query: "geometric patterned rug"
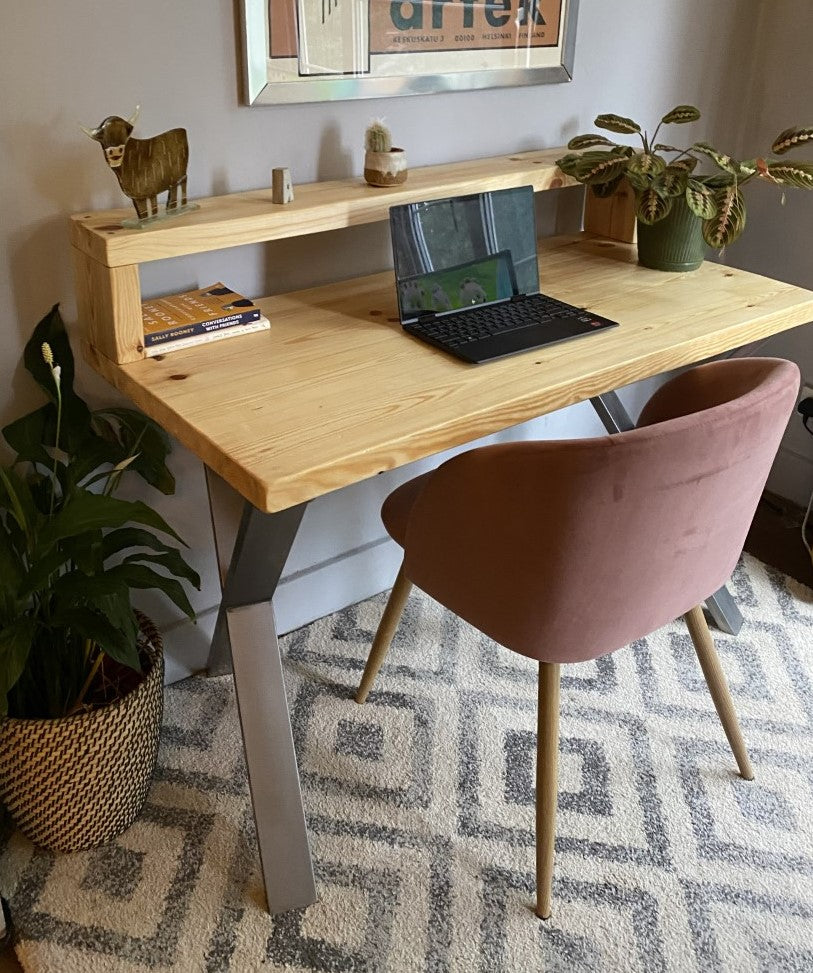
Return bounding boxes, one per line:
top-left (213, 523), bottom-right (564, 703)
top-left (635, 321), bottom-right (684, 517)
top-left (1, 554), bottom-right (812, 972)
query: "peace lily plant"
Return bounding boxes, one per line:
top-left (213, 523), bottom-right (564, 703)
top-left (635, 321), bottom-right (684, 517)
top-left (0, 306), bottom-right (200, 719)
top-left (557, 105), bottom-right (813, 248)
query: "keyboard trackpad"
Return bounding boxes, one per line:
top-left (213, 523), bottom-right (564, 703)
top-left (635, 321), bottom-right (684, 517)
top-left (459, 318), bottom-right (600, 364)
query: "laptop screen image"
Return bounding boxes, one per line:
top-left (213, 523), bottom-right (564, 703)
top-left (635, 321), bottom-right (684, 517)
top-left (390, 186), bottom-right (539, 325)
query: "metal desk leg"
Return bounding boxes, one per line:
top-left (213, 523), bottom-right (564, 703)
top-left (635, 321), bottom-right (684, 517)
top-left (590, 391), bottom-right (744, 636)
top-left (702, 585), bottom-right (744, 636)
top-left (227, 601), bottom-right (317, 913)
top-left (205, 473), bottom-right (306, 676)
top-left (203, 470), bottom-right (315, 913)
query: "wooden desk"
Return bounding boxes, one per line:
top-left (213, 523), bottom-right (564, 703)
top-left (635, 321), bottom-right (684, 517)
top-left (86, 234), bottom-right (813, 513)
top-left (82, 232), bottom-right (813, 913)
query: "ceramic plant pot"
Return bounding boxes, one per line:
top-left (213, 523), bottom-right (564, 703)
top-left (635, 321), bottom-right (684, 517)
top-left (636, 196), bottom-right (707, 272)
top-left (364, 148), bottom-right (408, 187)
top-left (0, 614), bottom-right (164, 852)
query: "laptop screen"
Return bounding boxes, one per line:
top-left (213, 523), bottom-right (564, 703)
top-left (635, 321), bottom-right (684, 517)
top-left (389, 186), bottom-right (539, 325)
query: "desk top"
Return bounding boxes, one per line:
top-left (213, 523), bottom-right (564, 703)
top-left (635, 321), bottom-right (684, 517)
top-left (85, 234), bottom-right (813, 513)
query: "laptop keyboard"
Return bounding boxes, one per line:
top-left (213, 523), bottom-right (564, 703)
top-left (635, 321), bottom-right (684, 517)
top-left (407, 293), bottom-right (596, 349)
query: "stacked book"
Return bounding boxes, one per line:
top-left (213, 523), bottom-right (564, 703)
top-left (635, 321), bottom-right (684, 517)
top-left (142, 283), bottom-right (270, 357)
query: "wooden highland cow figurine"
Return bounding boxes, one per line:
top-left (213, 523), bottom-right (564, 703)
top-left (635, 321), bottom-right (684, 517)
top-left (81, 106), bottom-right (196, 227)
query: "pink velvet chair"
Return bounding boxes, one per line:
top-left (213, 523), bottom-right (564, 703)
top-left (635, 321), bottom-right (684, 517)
top-left (355, 358), bottom-right (800, 919)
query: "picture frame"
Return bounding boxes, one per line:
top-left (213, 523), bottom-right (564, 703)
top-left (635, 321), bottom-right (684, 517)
top-left (241, 0), bottom-right (579, 106)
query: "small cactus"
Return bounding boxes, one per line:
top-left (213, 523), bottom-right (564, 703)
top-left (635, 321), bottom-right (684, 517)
top-left (365, 120), bottom-right (392, 154)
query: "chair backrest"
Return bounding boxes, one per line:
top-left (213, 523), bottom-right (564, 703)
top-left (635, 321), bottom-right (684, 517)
top-left (399, 358), bottom-right (800, 663)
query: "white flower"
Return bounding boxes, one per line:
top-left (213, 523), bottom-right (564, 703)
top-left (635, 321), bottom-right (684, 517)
top-left (52, 365), bottom-right (61, 389)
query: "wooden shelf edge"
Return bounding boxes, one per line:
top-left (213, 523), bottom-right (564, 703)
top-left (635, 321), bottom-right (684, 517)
top-left (70, 147), bottom-right (578, 268)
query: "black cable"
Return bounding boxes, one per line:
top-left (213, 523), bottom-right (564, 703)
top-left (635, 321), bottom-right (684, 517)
top-left (798, 396), bottom-right (813, 436)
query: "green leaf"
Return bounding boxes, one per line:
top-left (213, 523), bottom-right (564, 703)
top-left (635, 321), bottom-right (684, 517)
top-left (764, 160), bottom-right (813, 189)
top-left (656, 167), bottom-right (689, 198)
top-left (67, 436), bottom-right (124, 489)
top-left (122, 550), bottom-right (201, 589)
top-left (0, 527), bottom-right (24, 619)
top-left (18, 545), bottom-right (70, 598)
top-left (702, 186), bottom-right (746, 248)
top-left (590, 174), bottom-right (625, 198)
top-left (2, 404), bottom-right (57, 468)
top-left (691, 142), bottom-right (738, 173)
top-left (595, 113), bottom-right (641, 135)
top-left (736, 159), bottom-right (758, 177)
top-left (668, 156), bottom-right (699, 174)
top-left (39, 492), bottom-right (185, 550)
top-left (636, 189), bottom-right (673, 225)
top-left (101, 527), bottom-right (179, 561)
top-left (23, 305), bottom-right (92, 436)
top-left (0, 616), bottom-right (37, 715)
top-left (628, 153), bottom-right (666, 178)
top-left (574, 150), bottom-right (630, 185)
top-left (625, 153), bottom-right (666, 193)
top-left (685, 180), bottom-right (718, 219)
top-left (95, 409), bottom-right (175, 495)
top-left (702, 171), bottom-right (737, 189)
top-left (94, 593), bottom-right (139, 666)
top-left (661, 105), bottom-right (701, 125)
top-left (555, 153), bottom-right (581, 176)
top-left (63, 529), bottom-right (105, 575)
top-left (106, 563), bottom-right (196, 620)
top-left (625, 168), bottom-right (652, 192)
top-left (567, 133), bottom-right (618, 150)
top-left (50, 604), bottom-right (139, 670)
top-left (52, 569), bottom-right (129, 602)
top-left (771, 127), bottom-right (813, 155)
top-left (0, 466), bottom-right (39, 540)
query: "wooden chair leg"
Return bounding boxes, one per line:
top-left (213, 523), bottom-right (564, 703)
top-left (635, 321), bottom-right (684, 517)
top-left (536, 661), bottom-right (561, 920)
top-left (684, 605), bottom-right (754, 780)
top-left (356, 563), bottom-right (412, 704)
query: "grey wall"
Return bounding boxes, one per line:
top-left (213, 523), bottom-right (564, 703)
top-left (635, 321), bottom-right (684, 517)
top-left (3, 1), bottom-right (797, 681)
top-left (716, 0), bottom-right (813, 508)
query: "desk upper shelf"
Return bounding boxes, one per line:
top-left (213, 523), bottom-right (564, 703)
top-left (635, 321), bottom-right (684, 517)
top-left (70, 148), bottom-right (576, 269)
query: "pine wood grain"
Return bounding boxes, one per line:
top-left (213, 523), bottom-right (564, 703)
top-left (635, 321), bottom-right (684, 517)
top-left (70, 149), bottom-right (576, 268)
top-left (84, 234), bottom-right (813, 513)
top-left (583, 180), bottom-right (637, 243)
top-left (71, 247), bottom-right (143, 364)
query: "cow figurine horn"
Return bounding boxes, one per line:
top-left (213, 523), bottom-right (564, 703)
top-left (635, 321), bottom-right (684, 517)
top-left (79, 123), bottom-right (101, 140)
top-left (127, 105), bottom-right (141, 126)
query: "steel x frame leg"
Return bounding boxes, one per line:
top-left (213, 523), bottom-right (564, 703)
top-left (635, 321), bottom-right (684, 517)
top-left (204, 469), bottom-right (316, 914)
top-left (590, 391), bottom-right (744, 636)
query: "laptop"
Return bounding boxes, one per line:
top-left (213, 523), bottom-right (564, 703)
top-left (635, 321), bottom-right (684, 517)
top-left (389, 185), bottom-right (618, 364)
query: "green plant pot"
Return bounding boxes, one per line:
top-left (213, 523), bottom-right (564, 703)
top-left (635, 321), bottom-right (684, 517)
top-left (636, 198), bottom-right (706, 272)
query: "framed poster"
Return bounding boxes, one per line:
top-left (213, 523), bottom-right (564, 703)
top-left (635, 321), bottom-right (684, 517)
top-left (241, 0), bottom-right (579, 105)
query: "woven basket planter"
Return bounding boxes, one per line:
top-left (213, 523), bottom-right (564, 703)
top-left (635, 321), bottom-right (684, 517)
top-left (0, 613), bottom-right (163, 853)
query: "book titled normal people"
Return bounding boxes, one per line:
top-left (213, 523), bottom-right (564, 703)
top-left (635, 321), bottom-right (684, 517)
top-left (142, 283), bottom-right (270, 355)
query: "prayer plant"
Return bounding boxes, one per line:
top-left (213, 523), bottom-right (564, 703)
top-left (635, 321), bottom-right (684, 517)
top-left (557, 105), bottom-right (813, 248)
top-left (0, 305), bottom-right (200, 719)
